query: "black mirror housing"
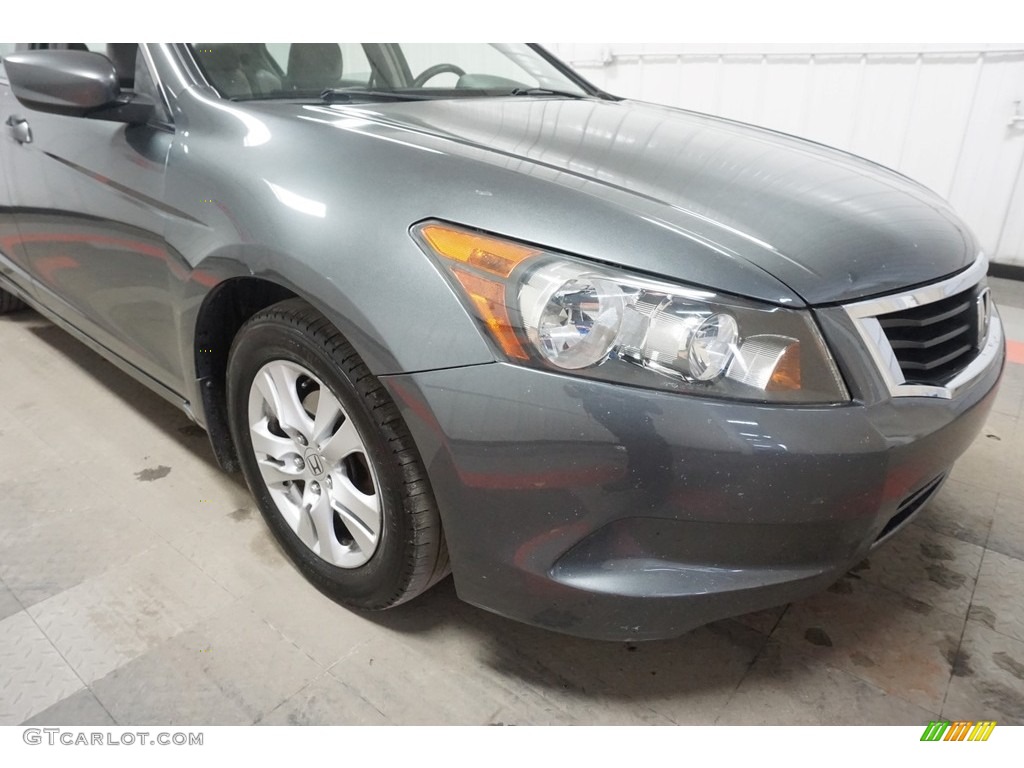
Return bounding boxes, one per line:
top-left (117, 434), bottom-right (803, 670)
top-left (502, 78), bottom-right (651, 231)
top-left (92, 92), bottom-right (157, 125)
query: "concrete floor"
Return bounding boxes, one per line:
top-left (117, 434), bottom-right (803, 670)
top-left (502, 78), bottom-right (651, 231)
top-left (1, 278), bottom-right (1023, 726)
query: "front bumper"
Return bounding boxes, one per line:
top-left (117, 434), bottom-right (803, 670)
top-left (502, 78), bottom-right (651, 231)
top-left (382, 316), bottom-right (1004, 641)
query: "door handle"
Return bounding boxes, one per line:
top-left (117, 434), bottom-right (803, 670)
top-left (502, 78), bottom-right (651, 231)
top-left (5, 115), bottom-right (32, 144)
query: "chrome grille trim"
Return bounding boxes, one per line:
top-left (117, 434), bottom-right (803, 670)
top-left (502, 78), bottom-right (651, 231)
top-left (843, 254), bottom-right (1003, 399)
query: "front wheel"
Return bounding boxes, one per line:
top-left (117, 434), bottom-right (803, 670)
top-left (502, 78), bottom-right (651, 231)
top-left (226, 298), bottom-right (448, 609)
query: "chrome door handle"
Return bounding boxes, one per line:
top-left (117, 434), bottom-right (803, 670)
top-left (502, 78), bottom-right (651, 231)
top-left (5, 115), bottom-right (32, 144)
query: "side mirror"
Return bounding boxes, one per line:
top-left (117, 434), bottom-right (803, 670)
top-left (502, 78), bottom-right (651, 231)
top-left (4, 49), bottom-right (154, 124)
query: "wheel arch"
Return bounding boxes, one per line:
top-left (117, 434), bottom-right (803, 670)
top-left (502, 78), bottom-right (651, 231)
top-left (183, 232), bottom-right (493, 471)
top-left (192, 275), bottom-right (299, 471)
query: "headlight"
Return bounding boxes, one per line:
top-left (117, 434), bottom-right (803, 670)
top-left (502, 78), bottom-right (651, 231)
top-left (414, 222), bottom-right (849, 404)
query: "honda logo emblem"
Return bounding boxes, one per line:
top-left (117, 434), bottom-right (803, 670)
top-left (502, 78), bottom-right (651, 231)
top-left (307, 453), bottom-right (325, 476)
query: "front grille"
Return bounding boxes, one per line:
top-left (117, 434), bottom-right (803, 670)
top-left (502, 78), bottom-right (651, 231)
top-left (877, 286), bottom-right (982, 386)
top-left (843, 257), bottom-right (1000, 399)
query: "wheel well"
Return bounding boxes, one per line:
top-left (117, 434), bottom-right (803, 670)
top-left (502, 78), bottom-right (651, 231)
top-left (194, 277), bottom-right (297, 472)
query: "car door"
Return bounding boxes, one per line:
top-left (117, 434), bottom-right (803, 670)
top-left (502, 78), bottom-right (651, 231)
top-left (3, 43), bottom-right (186, 395)
top-left (0, 43), bottom-right (34, 295)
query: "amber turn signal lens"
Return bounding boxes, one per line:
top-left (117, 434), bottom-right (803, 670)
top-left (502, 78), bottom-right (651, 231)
top-left (766, 342), bottom-right (802, 391)
top-left (417, 224), bottom-right (539, 360)
top-left (420, 225), bottom-right (540, 279)
top-left (450, 268), bottom-right (529, 360)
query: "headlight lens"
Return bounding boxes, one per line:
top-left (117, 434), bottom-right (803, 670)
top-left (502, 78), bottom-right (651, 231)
top-left (415, 222), bottom-right (849, 404)
top-left (521, 263), bottom-right (625, 369)
top-left (689, 313), bottom-right (739, 380)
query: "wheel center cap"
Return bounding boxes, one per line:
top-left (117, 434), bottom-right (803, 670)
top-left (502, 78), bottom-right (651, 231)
top-left (305, 450), bottom-right (326, 477)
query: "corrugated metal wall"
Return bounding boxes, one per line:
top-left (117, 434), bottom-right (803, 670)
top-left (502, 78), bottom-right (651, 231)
top-left (549, 44), bottom-right (1024, 266)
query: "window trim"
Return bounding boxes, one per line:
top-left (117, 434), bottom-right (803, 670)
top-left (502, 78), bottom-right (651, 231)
top-left (137, 44), bottom-right (175, 130)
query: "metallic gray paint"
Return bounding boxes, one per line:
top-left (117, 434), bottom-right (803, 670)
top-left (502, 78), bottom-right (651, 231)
top-left (383, 343), bottom-right (1001, 640)
top-left (0, 44), bottom-right (1005, 640)
top-left (307, 96), bottom-right (977, 306)
top-left (2, 50), bottom-right (120, 116)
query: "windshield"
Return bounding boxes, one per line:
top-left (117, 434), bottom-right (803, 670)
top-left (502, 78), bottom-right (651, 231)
top-left (188, 43), bottom-right (593, 102)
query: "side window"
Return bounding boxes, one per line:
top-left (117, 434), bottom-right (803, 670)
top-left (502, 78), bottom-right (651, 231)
top-left (133, 52), bottom-right (172, 125)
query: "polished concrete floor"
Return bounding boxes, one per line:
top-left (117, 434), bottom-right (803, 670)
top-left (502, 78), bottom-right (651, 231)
top-left (1, 278), bottom-right (1023, 726)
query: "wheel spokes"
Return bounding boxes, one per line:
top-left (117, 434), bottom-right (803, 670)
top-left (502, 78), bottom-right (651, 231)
top-left (247, 359), bottom-right (383, 569)
top-left (307, 490), bottom-right (343, 563)
top-left (330, 477), bottom-right (380, 555)
top-left (293, 486), bottom-right (319, 550)
top-left (256, 457), bottom-right (304, 487)
top-left (254, 364), bottom-right (314, 439)
top-left (319, 417), bottom-right (362, 464)
top-left (311, 386), bottom-right (344, 445)
top-left (250, 420), bottom-right (299, 461)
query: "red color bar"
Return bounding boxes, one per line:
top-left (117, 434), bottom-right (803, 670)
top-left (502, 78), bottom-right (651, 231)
top-left (1007, 340), bottom-right (1024, 365)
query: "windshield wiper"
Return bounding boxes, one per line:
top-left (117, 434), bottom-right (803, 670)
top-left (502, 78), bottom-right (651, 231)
top-left (508, 87), bottom-right (586, 99)
top-left (319, 88), bottom-right (436, 103)
top-left (228, 89), bottom-right (436, 104)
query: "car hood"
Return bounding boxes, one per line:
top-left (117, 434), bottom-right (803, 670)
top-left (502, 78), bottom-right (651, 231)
top-left (256, 97), bottom-right (977, 305)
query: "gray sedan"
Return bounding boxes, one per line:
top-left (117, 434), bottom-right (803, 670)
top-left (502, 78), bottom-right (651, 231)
top-left (0, 43), bottom-right (1004, 640)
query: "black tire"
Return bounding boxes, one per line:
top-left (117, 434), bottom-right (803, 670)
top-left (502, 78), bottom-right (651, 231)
top-left (226, 298), bottom-right (449, 609)
top-left (0, 288), bottom-right (26, 314)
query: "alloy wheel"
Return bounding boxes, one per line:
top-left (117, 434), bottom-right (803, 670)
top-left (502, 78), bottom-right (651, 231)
top-left (247, 360), bottom-right (381, 568)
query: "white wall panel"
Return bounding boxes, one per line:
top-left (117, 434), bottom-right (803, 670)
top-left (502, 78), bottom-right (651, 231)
top-left (848, 57), bottom-right (920, 169)
top-left (799, 58), bottom-right (862, 151)
top-left (1000, 164), bottom-right (1024, 259)
top-left (947, 57), bottom-right (1024, 265)
top-left (898, 57), bottom-right (980, 197)
top-left (548, 44), bottom-right (1024, 265)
